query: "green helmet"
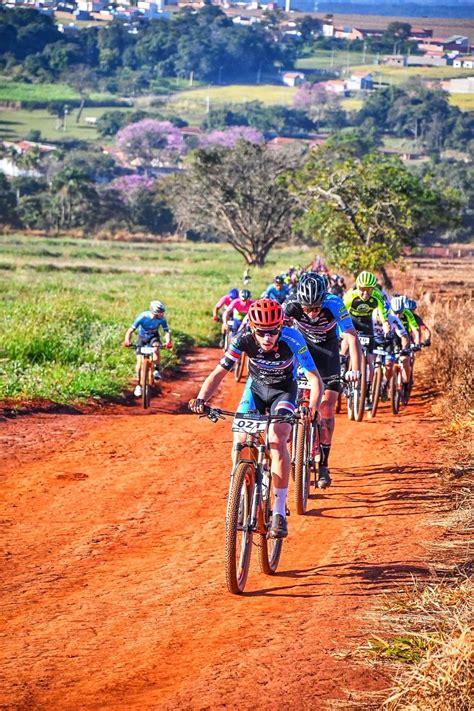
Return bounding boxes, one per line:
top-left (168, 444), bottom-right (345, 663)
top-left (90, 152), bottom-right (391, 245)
top-left (356, 271), bottom-right (377, 289)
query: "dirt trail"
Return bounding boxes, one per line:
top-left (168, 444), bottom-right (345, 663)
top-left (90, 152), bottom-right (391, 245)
top-left (1, 348), bottom-right (443, 710)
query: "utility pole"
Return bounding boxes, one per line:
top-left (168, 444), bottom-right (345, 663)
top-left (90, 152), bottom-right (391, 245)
top-left (189, 71), bottom-right (194, 87)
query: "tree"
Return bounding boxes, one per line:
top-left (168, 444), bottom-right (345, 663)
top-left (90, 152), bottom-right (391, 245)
top-left (116, 119), bottom-right (186, 173)
top-left (293, 83), bottom-right (342, 131)
top-left (50, 166), bottom-right (99, 231)
top-left (0, 173), bottom-right (17, 226)
top-left (289, 150), bottom-right (460, 282)
top-left (200, 126), bottom-right (264, 148)
top-left (168, 141), bottom-right (302, 266)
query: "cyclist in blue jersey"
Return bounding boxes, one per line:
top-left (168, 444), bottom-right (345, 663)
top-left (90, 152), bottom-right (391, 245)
top-left (284, 272), bottom-right (361, 488)
top-left (189, 298), bottom-right (323, 539)
top-left (262, 275), bottom-right (290, 304)
top-left (123, 300), bottom-right (172, 397)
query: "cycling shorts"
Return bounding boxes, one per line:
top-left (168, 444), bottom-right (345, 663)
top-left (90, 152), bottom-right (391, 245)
top-left (137, 335), bottom-right (161, 347)
top-left (237, 377), bottom-right (298, 417)
top-left (307, 339), bottom-right (341, 393)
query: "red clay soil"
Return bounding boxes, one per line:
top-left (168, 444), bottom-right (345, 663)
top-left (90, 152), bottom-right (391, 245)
top-left (0, 348), bottom-right (444, 710)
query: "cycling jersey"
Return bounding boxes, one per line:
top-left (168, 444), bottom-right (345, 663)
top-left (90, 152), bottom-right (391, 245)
top-left (344, 287), bottom-right (388, 322)
top-left (373, 311), bottom-right (407, 340)
top-left (223, 297), bottom-right (254, 322)
top-left (283, 293), bottom-right (353, 346)
top-left (262, 284), bottom-right (290, 304)
top-left (220, 325), bottom-right (316, 387)
top-left (214, 294), bottom-right (233, 311)
top-left (132, 311), bottom-right (169, 340)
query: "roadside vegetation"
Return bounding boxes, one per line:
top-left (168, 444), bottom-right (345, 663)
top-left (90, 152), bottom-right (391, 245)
top-left (0, 235), bottom-right (309, 405)
top-left (353, 299), bottom-right (473, 709)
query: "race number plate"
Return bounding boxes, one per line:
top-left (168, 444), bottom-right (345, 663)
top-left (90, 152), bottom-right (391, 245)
top-left (139, 345), bottom-right (155, 355)
top-left (359, 336), bottom-right (371, 345)
top-left (232, 413), bottom-right (267, 434)
top-left (297, 377), bottom-right (309, 390)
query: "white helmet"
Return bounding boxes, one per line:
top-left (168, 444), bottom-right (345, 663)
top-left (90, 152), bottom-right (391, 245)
top-left (150, 300), bottom-right (165, 314)
top-left (390, 295), bottom-right (405, 314)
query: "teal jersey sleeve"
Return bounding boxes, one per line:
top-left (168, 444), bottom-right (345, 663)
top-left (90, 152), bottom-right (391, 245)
top-left (281, 326), bottom-right (317, 372)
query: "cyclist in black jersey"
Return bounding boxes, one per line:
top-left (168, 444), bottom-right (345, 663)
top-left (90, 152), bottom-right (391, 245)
top-left (190, 299), bottom-right (324, 539)
top-left (284, 272), bottom-right (361, 488)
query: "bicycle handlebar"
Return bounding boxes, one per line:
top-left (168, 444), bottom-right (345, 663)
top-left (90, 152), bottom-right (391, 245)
top-left (192, 403), bottom-right (300, 425)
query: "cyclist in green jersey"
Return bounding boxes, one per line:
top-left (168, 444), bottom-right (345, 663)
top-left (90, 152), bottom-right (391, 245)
top-left (343, 271), bottom-right (390, 409)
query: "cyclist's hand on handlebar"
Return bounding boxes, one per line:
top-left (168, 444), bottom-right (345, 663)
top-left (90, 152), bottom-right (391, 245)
top-left (123, 339), bottom-right (131, 348)
top-left (345, 370), bottom-right (361, 382)
top-left (212, 315), bottom-right (219, 322)
top-left (188, 398), bottom-right (205, 414)
top-left (165, 341), bottom-right (173, 350)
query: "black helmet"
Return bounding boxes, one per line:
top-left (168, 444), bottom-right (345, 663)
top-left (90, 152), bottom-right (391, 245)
top-left (297, 272), bottom-right (327, 308)
top-left (239, 288), bottom-right (251, 300)
top-left (274, 275), bottom-right (283, 285)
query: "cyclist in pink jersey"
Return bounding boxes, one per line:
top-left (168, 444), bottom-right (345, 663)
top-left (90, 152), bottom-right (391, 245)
top-left (223, 289), bottom-right (254, 337)
top-left (213, 288), bottom-right (239, 347)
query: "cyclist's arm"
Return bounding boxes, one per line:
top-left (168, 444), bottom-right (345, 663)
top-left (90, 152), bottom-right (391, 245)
top-left (373, 289), bottom-right (388, 321)
top-left (161, 319), bottom-right (172, 347)
top-left (123, 325), bottom-right (136, 347)
top-left (403, 309), bottom-right (421, 343)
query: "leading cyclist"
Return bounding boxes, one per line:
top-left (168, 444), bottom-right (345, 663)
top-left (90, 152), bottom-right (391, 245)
top-left (189, 298), bottom-right (324, 539)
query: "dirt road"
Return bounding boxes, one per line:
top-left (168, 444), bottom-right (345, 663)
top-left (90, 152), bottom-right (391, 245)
top-left (1, 348), bottom-right (443, 710)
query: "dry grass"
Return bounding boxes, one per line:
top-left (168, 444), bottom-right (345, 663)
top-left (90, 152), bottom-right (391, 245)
top-left (348, 298), bottom-right (474, 711)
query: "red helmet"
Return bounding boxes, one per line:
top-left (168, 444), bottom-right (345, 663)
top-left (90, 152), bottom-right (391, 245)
top-left (248, 299), bottom-right (283, 329)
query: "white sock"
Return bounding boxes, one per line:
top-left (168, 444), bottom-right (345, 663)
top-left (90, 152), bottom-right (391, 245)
top-left (273, 487), bottom-right (288, 517)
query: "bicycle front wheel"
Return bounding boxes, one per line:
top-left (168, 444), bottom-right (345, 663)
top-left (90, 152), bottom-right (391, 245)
top-left (354, 351), bottom-right (367, 422)
top-left (369, 364), bottom-right (382, 418)
top-left (225, 461), bottom-right (255, 594)
top-left (141, 358), bottom-right (151, 409)
top-left (257, 479), bottom-right (283, 576)
top-left (294, 419), bottom-right (310, 515)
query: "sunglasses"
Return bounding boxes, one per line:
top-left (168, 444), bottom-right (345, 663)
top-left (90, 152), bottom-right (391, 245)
top-left (253, 326), bottom-right (281, 337)
top-left (302, 305), bottom-right (321, 314)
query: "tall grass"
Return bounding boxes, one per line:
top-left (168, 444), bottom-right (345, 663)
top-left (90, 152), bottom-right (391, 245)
top-left (354, 299), bottom-right (474, 710)
top-left (0, 234), bottom-right (310, 405)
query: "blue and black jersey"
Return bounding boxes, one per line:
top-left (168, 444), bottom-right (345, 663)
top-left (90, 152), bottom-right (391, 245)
top-left (283, 293), bottom-right (353, 346)
top-left (220, 325), bottom-right (316, 386)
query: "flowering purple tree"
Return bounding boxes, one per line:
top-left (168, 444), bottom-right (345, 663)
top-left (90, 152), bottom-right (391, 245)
top-left (116, 119), bottom-right (186, 173)
top-left (293, 83), bottom-right (340, 129)
top-left (111, 174), bottom-right (155, 204)
top-left (200, 126), bottom-right (264, 149)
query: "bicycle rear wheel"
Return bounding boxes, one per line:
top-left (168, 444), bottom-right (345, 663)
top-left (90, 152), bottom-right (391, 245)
top-left (257, 474), bottom-right (283, 576)
top-left (225, 461), bottom-right (254, 594)
top-left (141, 358), bottom-right (151, 409)
top-left (369, 364), bottom-right (382, 418)
top-left (294, 419), bottom-right (310, 515)
top-left (354, 351), bottom-right (367, 422)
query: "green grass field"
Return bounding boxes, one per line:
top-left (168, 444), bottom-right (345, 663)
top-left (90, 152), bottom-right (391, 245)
top-left (0, 105), bottom-right (132, 142)
top-left (0, 80), bottom-right (119, 105)
top-left (296, 49), bottom-right (379, 71)
top-left (0, 234), bottom-right (310, 404)
top-left (359, 64), bottom-right (474, 86)
top-left (449, 93), bottom-right (474, 111)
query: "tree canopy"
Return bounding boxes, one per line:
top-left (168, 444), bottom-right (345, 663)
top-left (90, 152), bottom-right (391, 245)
top-left (168, 141), bottom-right (302, 266)
top-left (289, 148), bottom-right (461, 278)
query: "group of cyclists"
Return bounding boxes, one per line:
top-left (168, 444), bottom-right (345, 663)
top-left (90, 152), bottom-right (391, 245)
top-left (120, 261), bottom-right (430, 541)
top-left (188, 264), bottom-right (431, 541)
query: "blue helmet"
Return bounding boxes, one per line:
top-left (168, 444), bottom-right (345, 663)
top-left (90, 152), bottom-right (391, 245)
top-left (229, 288), bottom-right (239, 300)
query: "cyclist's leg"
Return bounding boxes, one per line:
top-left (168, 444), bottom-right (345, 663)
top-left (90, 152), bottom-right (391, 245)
top-left (267, 384), bottom-right (297, 527)
top-left (233, 377), bottom-right (257, 467)
top-left (150, 337), bottom-right (162, 368)
top-left (307, 340), bottom-right (340, 474)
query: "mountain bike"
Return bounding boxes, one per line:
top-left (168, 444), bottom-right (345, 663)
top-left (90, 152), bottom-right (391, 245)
top-left (291, 373), bottom-right (342, 515)
top-left (346, 333), bottom-right (370, 422)
top-left (193, 405), bottom-right (297, 595)
top-left (128, 343), bottom-right (160, 409)
top-left (368, 340), bottom-right (391, 418)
